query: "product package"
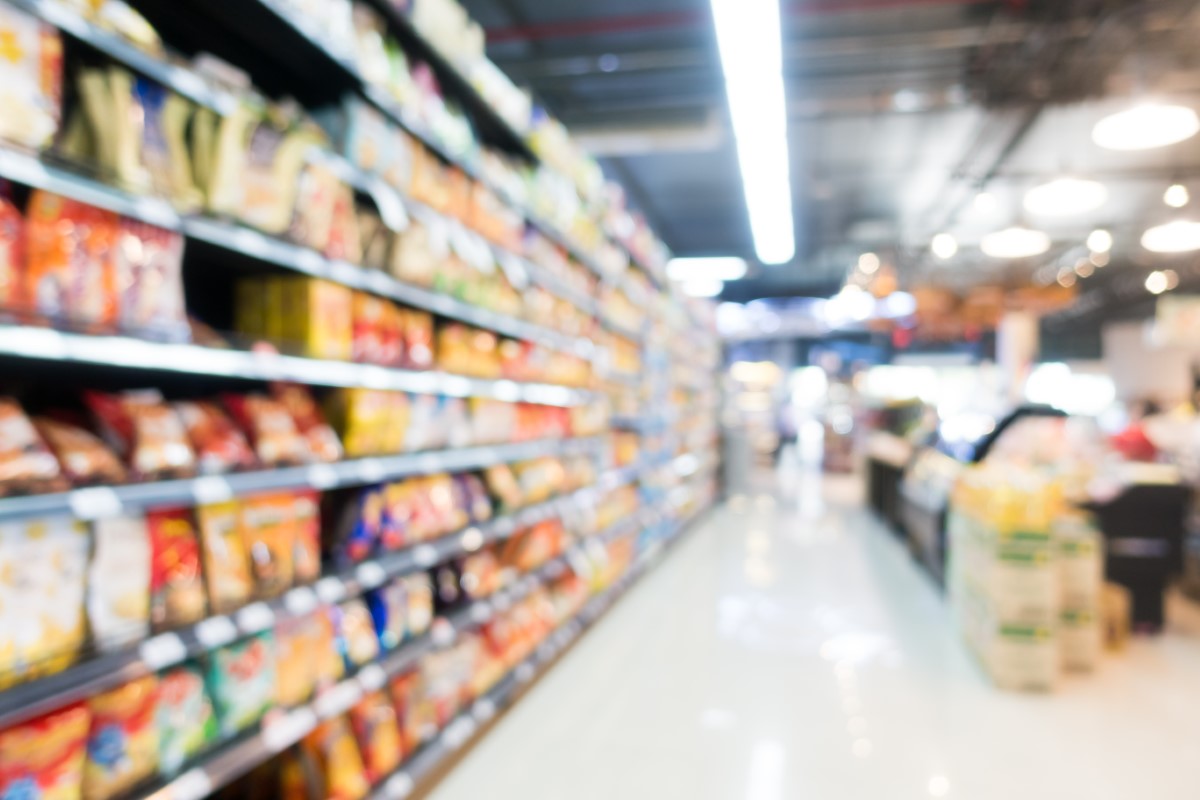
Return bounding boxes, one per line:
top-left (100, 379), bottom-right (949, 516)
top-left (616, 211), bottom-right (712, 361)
top-left (389, 670), bottom-right (435, 753)
top-left (334, 599), bottom-right (380, 670)
top-left (336, 485), bottom-right (386, 564)
top-left (0, 704), bottom-right (90, 800)
top-left (25, 191), bottom-right (120, 327)
top-left (291, 490), bottom-right (323, 585)
top-left (206, 632), bottom-right (276, 736)
top-left (223, 393), bottom-right (312, 467)
top-left (174, 401), bottom-right (258, 474)
top-left (275, 614), bottom-right (320, 708)
top-left (239, 493), bottom-right (296, 598)
top-left (83, 676), bottom-right (160, 800)
top-left (300, 716), bottom-right (370, 800)
top-left (146, 508), bottom-right (208, 629)
top-left (348, 690), bottom-right (403, 782)
top-left (114, 219), bottom-right (187, 340)
top-left (0, 397), bottom-right (68, 496)
top-left (85, 390), bottom-right (197, 480)
top-left (366, 579), bottom-right (407, 650)
top-left (0, 6), bottom-right (63, 150)
top-left (0, 185), bottom-right (22, 313)
top-left (156, 662), bottom-right (219, 775)
top-left (87, 515), bottom-right (152, 651)
top-left (405, 573), bottom-right (433, 639)
top-left (312, 607), bottom-right (346, 689)
top-left (196, 500), bottom-right (253, 614)
top-left (0, 514), bottom-right (89, 688)
top-left (33, 415), bottom-right (127, 486)
top-left (325, 389), bottom-right (407, 458)
top-left (270, 384), bottom-right (343, 464)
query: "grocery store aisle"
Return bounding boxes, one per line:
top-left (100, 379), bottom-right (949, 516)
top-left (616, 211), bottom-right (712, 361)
top-left (427, 465), bottom-right (1200, 800)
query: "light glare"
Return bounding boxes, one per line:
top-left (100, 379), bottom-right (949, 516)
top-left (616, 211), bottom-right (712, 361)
top-left (681, 278), bottom-right (726, 297)
top-left (1086, 229), bottom-right (1112, 253)
top-left (667, 257), bottom-right (748, 281)
top-left (1165, 183), bottom-right (1190, 208)
top-left (980, 227), bottom-right (1051, 259)
top-left (1024, 177), bottom-right (1108, 216)
top-left (1093, 104), bottom-right (1200, 151)
top-left (931, 233), bottom-right (958, 259)
top-left (1141, 220), bottom-right (1200, 253)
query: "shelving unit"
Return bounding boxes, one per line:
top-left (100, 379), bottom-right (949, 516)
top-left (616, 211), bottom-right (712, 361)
top-left (0, 0), bottom-right (719, 797)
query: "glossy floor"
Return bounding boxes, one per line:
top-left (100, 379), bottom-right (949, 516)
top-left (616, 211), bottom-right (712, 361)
top-left (427, 467), bottom-right (1200, 799)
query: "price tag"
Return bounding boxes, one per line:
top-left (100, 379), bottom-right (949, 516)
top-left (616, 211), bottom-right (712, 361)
top-left (469, 602), bottom-right (492, 624)
top-left (194, 616), bottom-right (238, 649)
top-left (307, 464), bottom-right (340, 490)
top-left (515, 663), bottom-right (535, 683)
top-left (357, 459), bottom-right (386, 484)
top-left (365, 269), bottom-right (394, 294)
top-left (491, 592), bottom-right (511, 613)
top-left (358, 663), bottom-right (387, 692)
top-left (262, 708), bottom-right (317, 753)
top-left (418, 455), bottom-right (441, 474)
top-left (492, 518), bottom-right (516, 537)
top-left (356, 562), bottom-right (387, 589)
top-left (166, 768), bottom-right (212, 800)
top-left (139, 632), bottom-right (187, 671)
top-left (413, 545), bottom-right (438, 568)
top-left (384, 773), bottom-right (414, 799)
top-left (460, 528), bottom-right (484, 552)
top-left (315, 681), bottom-right (362, 718)
top-left (315, 577), bottom-right (346, 604)
top-left (295, 248), bottom-right (325, 275)
top-left (330, 260), bottom-right (362, 287)
top-left (69, 487), bottom-right (123, 520)
top-left (191, 476), bottom-right (233, 505)
top-left (236, 602), bottom-right (275, 634)
top-left (284, 586), bottom-right (319, 616)
top-left (431, 619), bottom-right (455, 647)
top-left (537, 642), bottom-right (555, 663)
top-left (473, 698), bottom-right (496, 722)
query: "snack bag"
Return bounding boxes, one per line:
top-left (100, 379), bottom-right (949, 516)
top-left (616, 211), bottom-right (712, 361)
top-left (335, 485), bottom-right (385, 564)
top-left (146, 508), bottom-right (207, 629)
top-left (275, 615), bottom-right (319, 707)
top-left (399, 309), bottom-right (433, 370)
top-left (459, 474), bottom-right (492, 523)
top-left (388, 670), bottom-right (433, 752)
top-left (0, 6), bottom-right (63, 150)
top-left (300, 716), bottom-right (370, 800)
top-left (87, 515), bottom-right (152, 651)
top-left (206, 633), bottom-right (276, 736)
top-left (83, 676), bottom-right (160, 800)
top-left (312, 607), bottom-right (345, 689)
top-left (114, 219), bottom-right (187, 340)
top-left (351, 291), bottom-right (388, 364)
top-left (404, 573), bottom-right (433, 639)
top-left (0, 704), bottom-right (90, 799)
top-left (33, 416), bottom-right (127, 486)
top-left (174, 401), bottom-right (257, 474)
top-left (195, 501), bottom-right (253, 614)
top-left (334, 599), bottom-right (379, 670)
top-left (289, 162), bottom-right (339, 255)
top-left (156, 662), bottom-right (218, 776)
top-left (0, 514), bottom-right (88, 687)
top-left (223, 393), bottom-right (312, 466)
top-left (85, 390), bottom-right (197, 480)
top-left (0, 397), bottom-right (68, 496)
top-left (291, 490), bottom-right (322, 584)
top-left (25, 192), bottom-right (119, 327)
top-left (348, 691), bottom-right (403, 782)
top-left (239, 493), bottom-right (296, 598)
top-left (483, 463), bottom-right (523, 512)
top-left (366, 580), bottom-right (407, 650)
top-left (0, 185), bottom-right (24, 313)
top-left (270, 384), bottom-right (343, 463)
top-left (324, 183), bottom-right (362, 265)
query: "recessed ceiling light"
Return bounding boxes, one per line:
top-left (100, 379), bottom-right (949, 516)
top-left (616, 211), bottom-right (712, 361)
top-left (858, 252), bottom-right (880, 274)
top-left (1165, 183), bottom-right (1190, 208)
top-left (1141, 220), bottom-right (1200, 253)
top-left (981, 226), bottom-right (1051, 259)
top-left (1086, 229), bottom-right (1113, 253)
top-left (1024, 177), bottom-right (1108, 216)
top-left (931, 233), bottom-right (958, 259)
top-left (712, 0), bottom-right (795, 264)
top-left (973, 191), bottom-right (997, 213)
top-left (1093, 104), bottom-right (1200, 151)
top-left (681, 278), bottom-right (726, 297)
top-left (1145, 270), bottom-right (1179, 294)
top-left (667, 257), bottom-right (748, 281)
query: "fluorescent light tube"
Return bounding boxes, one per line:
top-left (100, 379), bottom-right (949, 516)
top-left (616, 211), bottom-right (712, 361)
top-left (711, 0), bottom-right (795, 265)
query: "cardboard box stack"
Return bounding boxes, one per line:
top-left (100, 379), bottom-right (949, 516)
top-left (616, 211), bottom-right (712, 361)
top-left (948, 468), bottom-right (1103, 691)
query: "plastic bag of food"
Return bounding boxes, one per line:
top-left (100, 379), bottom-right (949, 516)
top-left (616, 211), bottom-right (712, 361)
top-left (34, 415), bottom-right (127, 486)
top-left (174, 400), bottom-right (257, 474)
top-left (0, 397), bottom-right (68, 496)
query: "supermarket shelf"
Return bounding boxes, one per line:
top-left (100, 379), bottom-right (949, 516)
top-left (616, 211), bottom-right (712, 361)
top-left (0, 325), bottom-right (591, 405)
top-left (0, 436), bottom-right (603, 525)
top-left (7, 0), bottom-right (239, 114)
top-left (356, 0), bottom-right (535, 162)
top-left (367, 502), bottom-right (709, 800)
top-left (0, 459), bottom-right (638, 730)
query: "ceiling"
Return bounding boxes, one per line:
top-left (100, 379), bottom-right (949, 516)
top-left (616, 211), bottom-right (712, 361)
top-left (464, 0), bottom-right (1200, 299)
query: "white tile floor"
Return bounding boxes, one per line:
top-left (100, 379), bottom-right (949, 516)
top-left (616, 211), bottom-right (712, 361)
top-left (427, 467), bottom-right (1200, 800)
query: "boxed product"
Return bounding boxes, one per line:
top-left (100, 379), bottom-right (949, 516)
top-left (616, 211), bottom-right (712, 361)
top-left (281, 278), bottom-right (354, 361)
top-left (324, 389), bottom-right (408, 458)
top-left (206, 633), bottom-right (276, 736)
top-left (0, 704), bottom-right (90, 799)
top-left (0, 6), bottom-right (63, 150)
top-left (0, 514), bottom-right (89, 688)
top-left (83, 676), bottom-right (160, 800)
top-left (87, 515), bottom-right (152, 651)
top-left (156, 662), bottom-right (219, 775)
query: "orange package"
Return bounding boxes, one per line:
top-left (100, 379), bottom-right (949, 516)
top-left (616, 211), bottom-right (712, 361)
top-left (223, 393), bottom-right (312, 467)
top-left (270, 384), bottom-right (343, 464)
top-left (300, 716), bottom-right (370, 800)
top-left (0, 185), bottom-right (23, 313)
top-left (351, 291), bottom-right (388, 365)
top-left (291, 490), bottom-right (322, 584)
top-left (348, 691), bottom-right (403, 782)
top-left (25, 191), bottom-right (119, 327)
top-left (239, 493), bottom-right (296, 598)
top-left (0, 704), bottom-right (91, 799)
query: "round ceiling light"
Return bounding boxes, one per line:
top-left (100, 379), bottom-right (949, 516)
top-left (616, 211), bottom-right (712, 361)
top-left (1165, 184), bottom-right (1190, 208)
top-left (1093, 104), bottom-right (1200, 151)
top-left (1086, 229), bottom-right (1113, 253)
top-left (931, 233), bottom-right (958, 259)
top-left (981, 226), bottom-right (1051, 259)
top-left (1023, 178), bottom-right (1108, 216)
top-left (1141, 220), bottom-right (1200, 253)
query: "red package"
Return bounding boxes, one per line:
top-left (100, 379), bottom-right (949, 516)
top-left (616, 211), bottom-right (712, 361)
top-left (352, 292), bottom-right (387, 365)
top-left (147, 508), bottom-right (208, 629)
top-left (25, 191), bottom-right (119, 328)
top-left (174, 400), bottom-right (258, 474)
top-left (85, 390), bottom-right (196, 480)
top-left (270, 384), bottom-right (343, 463)
top-left (400, 309), bottom-right (433, 370)
top-left (223, 393), bottom-right (312, 466)
top-left (0, 703), bottom-right (90, 799)
top-left (0, 397), bottom-right (67, 495)
top-left (33, 415), bottom-right (127, 486)
top-left (0, 184), bottom-right (23, 314)
top-left (114, 219), bottom-right (187, 341)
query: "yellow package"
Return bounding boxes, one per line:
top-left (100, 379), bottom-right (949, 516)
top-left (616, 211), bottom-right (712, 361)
top-left (196, 501), bottom-right (253, 614)
top-left (235, 276), bottom-right (268, 343)
top-left (83, 676), bottom-right (160, 800)
top-left (282, 278), bottom-right (353, 361)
